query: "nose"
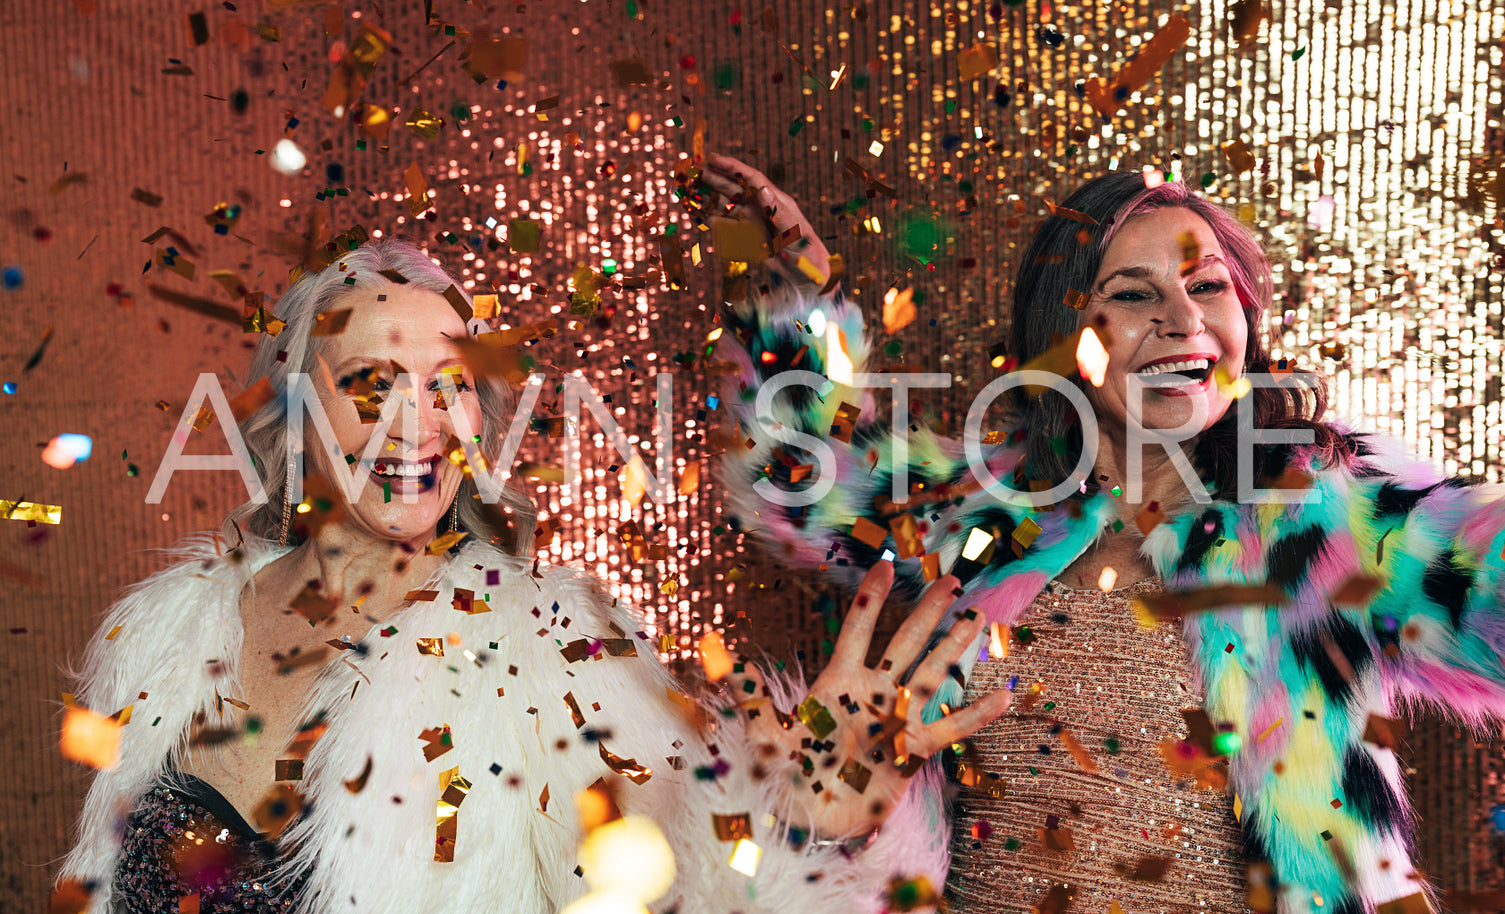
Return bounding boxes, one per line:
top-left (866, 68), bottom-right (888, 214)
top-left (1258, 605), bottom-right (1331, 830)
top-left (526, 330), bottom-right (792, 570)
top-left (385, 379), bottom-right (448, 450)
top-left (1150, 286), bottom-right (1206, 337)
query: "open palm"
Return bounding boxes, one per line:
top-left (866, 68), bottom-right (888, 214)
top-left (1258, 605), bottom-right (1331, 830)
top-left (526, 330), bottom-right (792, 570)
top-left (738, 563), bottom-right (1011, 838)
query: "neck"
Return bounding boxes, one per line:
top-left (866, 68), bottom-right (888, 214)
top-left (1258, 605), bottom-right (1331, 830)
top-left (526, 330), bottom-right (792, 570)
top-left (1095, 429), bottom-right (1205, 521)
top-left (280, 523), bottom-right (447, 613)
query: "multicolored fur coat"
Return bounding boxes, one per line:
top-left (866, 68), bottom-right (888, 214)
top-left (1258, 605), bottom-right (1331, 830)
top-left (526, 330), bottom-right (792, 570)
top-left (57, 535), bottom-right (947, 913)
top-left (719, 285), bottom-right (1505, 914)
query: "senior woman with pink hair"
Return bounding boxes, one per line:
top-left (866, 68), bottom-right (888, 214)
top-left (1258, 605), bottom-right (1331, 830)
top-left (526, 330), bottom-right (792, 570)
top-left (707, 155), bottom-right (1505, 914)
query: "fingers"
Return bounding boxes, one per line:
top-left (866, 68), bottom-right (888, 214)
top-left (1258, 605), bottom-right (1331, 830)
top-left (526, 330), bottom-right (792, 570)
top-left (698, 167), bottom-right (744, 198)
top-left (706, 154), bottom-right (775, 190)
top-left (878, 575), bottom-right (961, 675)
top-left (829, 561), bottom-right (895, 668)
top-left (908, 688), bottom-right (1012, 758)
top-left (903, 606), bottom-right (986, 701)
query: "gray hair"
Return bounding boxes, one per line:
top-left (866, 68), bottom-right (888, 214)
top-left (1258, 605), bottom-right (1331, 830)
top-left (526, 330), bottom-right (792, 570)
top-left (223, 239), bottom-right (537, 554)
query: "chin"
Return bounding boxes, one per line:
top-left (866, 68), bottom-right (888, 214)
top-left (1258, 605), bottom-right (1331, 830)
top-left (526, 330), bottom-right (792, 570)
top-left (1134, 388), bottom-right (1232, 437)
top-left (353, 471), bottom-right (459, 543)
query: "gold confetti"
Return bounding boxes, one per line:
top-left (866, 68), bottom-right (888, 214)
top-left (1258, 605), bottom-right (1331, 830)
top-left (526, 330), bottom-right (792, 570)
top-left (426, 530), bottom-right (469, 554)
top-left (727, 838), bottom-right (761, 876)
top-left (599, 743), bottom-right (653, 784)
top-left (60, 707), bottom-right (119, 769)
top-left (419, 724), bottom-right (453, 762)
top-left (2, 500), bottom-right (62, 525)
top-left (956, 42), bottom-right (998, 81)
top-left (796, 694), bottom-right (837, 740)
top-left (404, 162), bottom-right (432, 215)
top-left (435, 766), bottom-right (472, 862)
top-left (1075, 326), bottom-right (1109, 386)
top-left (838, 757), bottom-right (873, 793)
top-left (343, 756), bottom-right (373, 793)
top-left (563, 691), bottom-right (586, 728)
top-left (698, 631), bottom-right (734, 681)
top-left (882, 286), bottom-right (917, 333)
top-left (712, 812), bottom-right (753, 841)
top-left (252, 784), bottom-right (303, 838)
top-left (1221, 138), bottom-right (1258, 174)
top-left (404, 108), bottom-right (445, 139)
top-left (1083, 15), bottom-right (1192, 116)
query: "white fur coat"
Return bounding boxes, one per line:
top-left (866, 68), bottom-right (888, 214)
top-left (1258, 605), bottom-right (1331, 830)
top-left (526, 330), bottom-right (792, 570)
top-left (58, 535), bottom-right (949, 913)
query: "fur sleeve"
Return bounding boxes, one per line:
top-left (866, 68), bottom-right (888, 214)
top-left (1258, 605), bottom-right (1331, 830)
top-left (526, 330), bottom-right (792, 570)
top-left (55, 536), bottom-right (254, 912)
top-left (717, 281), bottom-right (886, 588)
top-left (1366, 475), bottom-right (1505, 725)
top-left (715, 283), bottom-right (1106, 710)
top-left (1142, 435), bottom-right (1505, 912)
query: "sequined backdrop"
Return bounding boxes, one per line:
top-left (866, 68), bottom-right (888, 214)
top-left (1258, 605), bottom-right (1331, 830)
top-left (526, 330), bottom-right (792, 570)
top-left (1, 0), bottom-right (1501, 908)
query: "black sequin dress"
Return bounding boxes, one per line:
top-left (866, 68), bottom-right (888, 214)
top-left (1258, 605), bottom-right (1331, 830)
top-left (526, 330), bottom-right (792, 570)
top-left (111, 773), bottom-right (303, 913)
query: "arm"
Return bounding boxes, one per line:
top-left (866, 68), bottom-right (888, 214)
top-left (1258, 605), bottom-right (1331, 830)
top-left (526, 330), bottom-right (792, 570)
top-left (701, 160), bottom-right (1073, 613)
top-left (57, 537), bottom-right (245, 913)
top-left (1148, 436), bottom-right (1505, 911)
top-left (1368, 475), bottom-right (1505, 722)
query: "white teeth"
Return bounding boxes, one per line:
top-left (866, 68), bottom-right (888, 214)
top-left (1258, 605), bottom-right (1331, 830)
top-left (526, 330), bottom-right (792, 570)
top-left (1136, 357), bottom-right (1211, 376)
top-left (373, 459), bottom-right (435, 477)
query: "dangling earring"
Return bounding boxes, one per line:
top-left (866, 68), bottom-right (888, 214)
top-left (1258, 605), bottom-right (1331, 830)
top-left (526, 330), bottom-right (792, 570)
top-left (278, 454), bottom-right (296, 547)
top-left (449, 496), bottom-right (461, 533)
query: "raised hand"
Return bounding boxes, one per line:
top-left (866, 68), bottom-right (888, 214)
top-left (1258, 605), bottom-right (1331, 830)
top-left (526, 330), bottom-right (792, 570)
top-left (738, 562), bottom-right (1011, 839)
top-left (699, 153), bottom-right (835, 289)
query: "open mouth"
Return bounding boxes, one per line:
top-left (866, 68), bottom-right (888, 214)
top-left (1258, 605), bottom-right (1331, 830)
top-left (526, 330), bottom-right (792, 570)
top-left (368, 457), bottom-right (439, 494)
top-left (1135, 357), bottom-right (1216, 389)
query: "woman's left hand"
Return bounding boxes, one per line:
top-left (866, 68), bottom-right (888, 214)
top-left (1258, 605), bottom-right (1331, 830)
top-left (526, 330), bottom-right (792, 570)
top-left (737, 562), bottom-right (1011, 838)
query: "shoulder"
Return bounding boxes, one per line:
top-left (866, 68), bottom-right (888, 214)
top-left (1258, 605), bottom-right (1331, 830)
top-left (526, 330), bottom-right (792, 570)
top-left (72, 533), bottom-right (284, 710)
top-left (100, 533), bottom-right (283, 630)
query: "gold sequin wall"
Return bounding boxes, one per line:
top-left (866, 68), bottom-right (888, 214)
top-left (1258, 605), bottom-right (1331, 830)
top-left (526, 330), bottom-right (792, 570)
top-left (0, 0), bottom-right (1501, 908)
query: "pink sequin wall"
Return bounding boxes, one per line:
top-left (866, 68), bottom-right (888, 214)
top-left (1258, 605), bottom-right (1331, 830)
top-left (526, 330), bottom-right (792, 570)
top-left (1, 0), bottom-right (1501, 908)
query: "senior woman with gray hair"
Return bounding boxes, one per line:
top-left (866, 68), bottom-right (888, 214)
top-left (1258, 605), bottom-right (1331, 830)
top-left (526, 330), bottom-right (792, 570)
top-left (56, 237), bottom-right (1009, 913)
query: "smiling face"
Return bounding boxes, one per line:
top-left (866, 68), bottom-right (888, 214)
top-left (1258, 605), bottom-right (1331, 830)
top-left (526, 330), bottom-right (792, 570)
top-left (1078, 206), bottom-right (1249, 440)
top-left (305, 283), bottom-right (479, 545)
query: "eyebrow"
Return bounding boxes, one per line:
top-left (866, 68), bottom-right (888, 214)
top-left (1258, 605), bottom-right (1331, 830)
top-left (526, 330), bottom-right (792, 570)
top-left (1095, 254), bottom-right (1227, 292)
top-left (332, 356), bottom-right (467, 376)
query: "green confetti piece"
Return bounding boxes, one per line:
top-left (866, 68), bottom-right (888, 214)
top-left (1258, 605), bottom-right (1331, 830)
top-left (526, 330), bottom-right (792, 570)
top-left (1213, 731), bottom-right (1242, 756)
top-left (1201, 171), bottom-right (1217, 188)
top-left (788, 118), bottom-right (805, 136)
top-left (1292, 47), bottom-right (1306, 60)
top-left (714, 62), bottom-right (741, 91)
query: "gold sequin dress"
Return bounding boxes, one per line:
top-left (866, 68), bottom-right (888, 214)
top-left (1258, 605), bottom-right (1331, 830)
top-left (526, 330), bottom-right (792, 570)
top-left (947, 578), bottom-right (1251, 914)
